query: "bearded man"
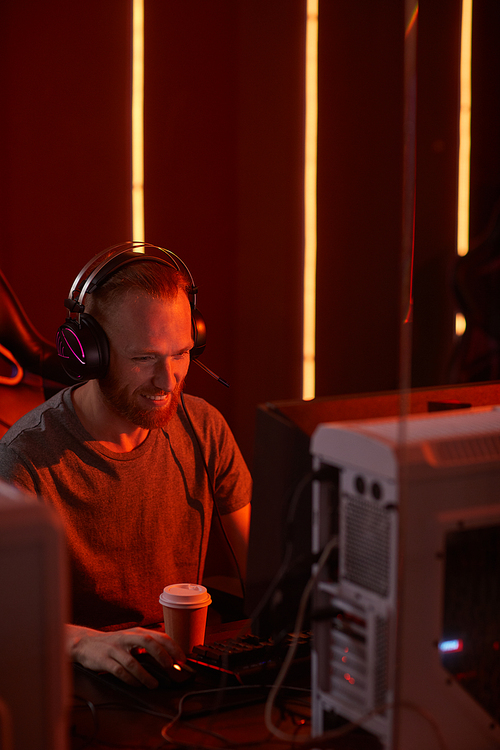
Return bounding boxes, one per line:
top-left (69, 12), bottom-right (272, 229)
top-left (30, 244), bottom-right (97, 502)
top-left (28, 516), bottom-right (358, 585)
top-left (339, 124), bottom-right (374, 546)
top-left (0, 246), bottom-right (251, 688)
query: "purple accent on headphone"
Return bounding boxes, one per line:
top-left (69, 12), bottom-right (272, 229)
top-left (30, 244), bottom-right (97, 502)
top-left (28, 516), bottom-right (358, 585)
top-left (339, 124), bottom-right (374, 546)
top-left (56, 328), bottom-right (85, 364)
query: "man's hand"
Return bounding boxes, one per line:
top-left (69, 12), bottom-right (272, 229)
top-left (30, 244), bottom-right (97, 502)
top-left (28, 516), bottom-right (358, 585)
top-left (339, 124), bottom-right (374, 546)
top-left (67, 624), bottom-right (186, 689)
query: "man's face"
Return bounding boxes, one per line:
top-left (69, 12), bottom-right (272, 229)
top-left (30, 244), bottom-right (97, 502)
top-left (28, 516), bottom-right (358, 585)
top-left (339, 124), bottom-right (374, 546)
top-left (98, 290), bottom-right (193, 429)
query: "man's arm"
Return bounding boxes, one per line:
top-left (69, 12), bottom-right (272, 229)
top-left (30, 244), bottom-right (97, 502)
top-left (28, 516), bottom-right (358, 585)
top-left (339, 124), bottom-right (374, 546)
top-left (219, 502), bottom-right (251, 581)
top-left (67, 623), bottom-right (186, 689)
top-left (67, 502), bottom-right (250, 688)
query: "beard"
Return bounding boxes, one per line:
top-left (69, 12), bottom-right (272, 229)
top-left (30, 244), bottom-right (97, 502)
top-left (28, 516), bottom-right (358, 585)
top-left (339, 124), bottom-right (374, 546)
top-left (98, 372), bottom-right (184, 429)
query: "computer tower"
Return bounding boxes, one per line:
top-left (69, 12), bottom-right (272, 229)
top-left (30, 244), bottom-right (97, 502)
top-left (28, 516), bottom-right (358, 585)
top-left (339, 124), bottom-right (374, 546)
top-left (0, 481), bottom-right (68, 750)
top-left (310, 406), bottom-right (500, 749)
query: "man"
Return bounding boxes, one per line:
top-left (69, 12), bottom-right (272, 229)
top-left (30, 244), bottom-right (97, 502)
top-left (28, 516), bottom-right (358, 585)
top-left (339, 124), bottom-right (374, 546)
top-left (0, 247), bottom-right (252, 688)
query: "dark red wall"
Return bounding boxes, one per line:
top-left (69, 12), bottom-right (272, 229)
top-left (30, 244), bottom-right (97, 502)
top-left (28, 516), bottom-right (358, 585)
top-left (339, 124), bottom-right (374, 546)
top-left (142, 0), bottom-right (307, 463)
top-left (1, 1), bottom-right (496, 467)
top-left (315, 0), bottom-right (404, 398)
top-left (411, 0), bottom-right (462, 387)
top-left (0, 0), bottom-right (306, 467)
top-left (0, 0), bottom-right (132, 327)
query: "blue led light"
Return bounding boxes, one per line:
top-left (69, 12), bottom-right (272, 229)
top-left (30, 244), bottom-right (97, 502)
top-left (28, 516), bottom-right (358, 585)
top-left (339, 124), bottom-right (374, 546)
top-left (438, 638), bottom-right (463, 653)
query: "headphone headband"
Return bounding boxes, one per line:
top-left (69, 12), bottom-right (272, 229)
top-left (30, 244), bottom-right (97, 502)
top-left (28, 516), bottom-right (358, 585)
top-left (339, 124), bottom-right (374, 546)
top-left (67, 242), bottom-right (198, 321)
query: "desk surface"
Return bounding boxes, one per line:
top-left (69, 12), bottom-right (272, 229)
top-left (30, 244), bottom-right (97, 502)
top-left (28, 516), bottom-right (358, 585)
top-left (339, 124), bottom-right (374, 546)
top-left (71, 664), bottom-right (315, 750)
top-left (70, 619), bottom-right (380, 750)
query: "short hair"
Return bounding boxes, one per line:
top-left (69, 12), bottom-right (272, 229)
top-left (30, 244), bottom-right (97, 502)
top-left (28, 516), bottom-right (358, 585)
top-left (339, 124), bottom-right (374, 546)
top-left (85, 258), bottom-right (191, 324)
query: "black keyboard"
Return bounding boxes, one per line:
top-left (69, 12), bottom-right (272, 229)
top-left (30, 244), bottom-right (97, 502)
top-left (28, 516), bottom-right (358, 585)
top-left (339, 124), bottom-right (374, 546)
top-left (187, 631), bottom-right (311, 685)
top-left (73, 629), bottom-right (311, 721)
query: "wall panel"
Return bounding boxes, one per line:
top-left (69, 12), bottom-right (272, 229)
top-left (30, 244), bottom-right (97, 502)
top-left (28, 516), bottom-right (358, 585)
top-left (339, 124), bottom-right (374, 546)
top-left (144, 0), bottom-right (306, 463)
top-left (0, 0), bottom-right (131, 343)
top-left (315, 0), bottom-right (404, 398)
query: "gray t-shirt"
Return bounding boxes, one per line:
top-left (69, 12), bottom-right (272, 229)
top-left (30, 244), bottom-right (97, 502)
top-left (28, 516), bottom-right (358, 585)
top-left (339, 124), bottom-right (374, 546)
top-left (0, 386), bottom-right (251, 629)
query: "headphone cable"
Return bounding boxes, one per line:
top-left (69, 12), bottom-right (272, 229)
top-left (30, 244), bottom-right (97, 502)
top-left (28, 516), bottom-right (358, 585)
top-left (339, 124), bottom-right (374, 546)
top-left (180, 391), bottom-right (246, 600)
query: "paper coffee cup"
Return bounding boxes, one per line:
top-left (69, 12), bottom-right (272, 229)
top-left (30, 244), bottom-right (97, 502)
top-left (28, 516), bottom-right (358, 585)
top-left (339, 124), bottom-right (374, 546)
top-left (159, 583), bottom-right (212, 655)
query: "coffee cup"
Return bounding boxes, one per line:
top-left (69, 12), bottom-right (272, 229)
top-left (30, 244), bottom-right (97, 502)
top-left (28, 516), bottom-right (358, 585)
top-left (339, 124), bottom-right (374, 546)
top-left (159, 583), bottom-right (212, 655)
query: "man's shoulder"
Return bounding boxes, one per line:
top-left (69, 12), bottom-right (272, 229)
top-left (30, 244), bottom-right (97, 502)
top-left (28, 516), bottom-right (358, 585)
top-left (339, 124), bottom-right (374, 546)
top-left (178, 393), bottom-right (230, 431)
top-left (0, 387), bottom-right (73, 448)
top-left (180, 392), bottom-right (223, 417)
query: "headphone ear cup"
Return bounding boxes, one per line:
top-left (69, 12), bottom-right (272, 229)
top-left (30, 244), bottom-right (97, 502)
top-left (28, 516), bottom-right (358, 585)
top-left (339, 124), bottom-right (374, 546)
top-left (56, 313), bottom-right (110, 381)
top-left (190, 308), bottom-right (206, 361)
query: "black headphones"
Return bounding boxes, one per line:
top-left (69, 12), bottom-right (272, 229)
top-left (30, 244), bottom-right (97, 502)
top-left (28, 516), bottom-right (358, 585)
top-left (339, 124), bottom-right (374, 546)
top-left (56, 242), bottom-right (207, 381)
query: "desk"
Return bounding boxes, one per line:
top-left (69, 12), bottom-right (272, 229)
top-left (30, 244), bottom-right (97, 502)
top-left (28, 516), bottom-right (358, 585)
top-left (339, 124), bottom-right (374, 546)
top-left (71, 664), bottom-right (381, 749)
top-left (71, 664), bottom-right (311, 749)
top-left (70, 619), bottom-right (380, 750)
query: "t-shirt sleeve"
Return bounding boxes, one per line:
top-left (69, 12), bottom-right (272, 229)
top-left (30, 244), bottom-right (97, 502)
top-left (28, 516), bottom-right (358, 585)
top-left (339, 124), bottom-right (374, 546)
top-left (180, 395), bottom-right (252, 516)
top-left (213, 418), bottom-right (252, 516)
top-left (0, 443), bottom-right (38, 496)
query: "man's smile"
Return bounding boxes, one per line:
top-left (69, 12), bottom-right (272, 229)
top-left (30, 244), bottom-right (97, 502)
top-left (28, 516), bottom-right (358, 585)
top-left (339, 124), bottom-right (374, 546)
top-left (141, 392), bottom-right (171, 403)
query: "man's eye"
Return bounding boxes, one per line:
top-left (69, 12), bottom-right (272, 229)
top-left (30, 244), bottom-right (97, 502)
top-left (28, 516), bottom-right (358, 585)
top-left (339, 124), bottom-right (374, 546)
top-left (133, 356), bottom-right (154, 362)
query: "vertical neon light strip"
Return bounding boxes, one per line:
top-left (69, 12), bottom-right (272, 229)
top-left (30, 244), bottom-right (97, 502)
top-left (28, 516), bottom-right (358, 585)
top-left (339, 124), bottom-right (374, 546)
top-left (302, 0), bottom-right (319, 401)
top-left (457, 0), bottom-right (473, 257)
top-left (132, 0), bottom-right (145, 243)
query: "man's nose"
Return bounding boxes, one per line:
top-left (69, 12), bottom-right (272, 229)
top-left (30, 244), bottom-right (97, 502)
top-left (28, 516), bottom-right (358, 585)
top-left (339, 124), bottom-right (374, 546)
top-left (153, 358), bottom-right (177, 391)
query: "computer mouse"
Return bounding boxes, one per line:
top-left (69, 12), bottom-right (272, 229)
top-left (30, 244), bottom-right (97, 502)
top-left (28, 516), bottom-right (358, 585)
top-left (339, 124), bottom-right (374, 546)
top-left (134, 651), bottom-right (196, 688)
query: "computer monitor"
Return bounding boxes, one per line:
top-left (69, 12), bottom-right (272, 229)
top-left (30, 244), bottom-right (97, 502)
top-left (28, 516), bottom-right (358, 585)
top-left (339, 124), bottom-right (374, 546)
top-left (246, 381), bottom-right (500, 639)
top-left (310, 405), bottom-right (500, 750)
top-left (0, 481), bottom-right (68, 750)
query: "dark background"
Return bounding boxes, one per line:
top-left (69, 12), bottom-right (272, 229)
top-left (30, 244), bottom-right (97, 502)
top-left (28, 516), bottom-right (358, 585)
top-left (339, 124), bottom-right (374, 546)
top-left (0, 0), bottom-right (499, 469)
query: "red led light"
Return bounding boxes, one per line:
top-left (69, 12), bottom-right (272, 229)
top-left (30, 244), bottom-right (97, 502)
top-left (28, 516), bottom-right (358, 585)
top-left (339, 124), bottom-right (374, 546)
top-left (438, 638), bottom-right (463, 653)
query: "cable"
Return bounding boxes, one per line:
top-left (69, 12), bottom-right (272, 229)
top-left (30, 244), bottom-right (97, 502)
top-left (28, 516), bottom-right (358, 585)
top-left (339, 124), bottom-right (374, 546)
top-left (71, 694), bottom-right (99, 749)
top-left (261, 531), bottom-right (450, 750)
top-left (161, 685), bottom-right (249, 743)
top-left (264, 534), bottom-right (338, 742)
top-left (180, 391), bottom-right (245, 598)
top-left (0, 342), bottom-right (23, 386)
top-left (397, 701), bottom-right (449, 750)
top-left (274, 700), bottom-right (450, 750)
top-left (245, 467), bottom-right (330, 631)
top-left (159, 684), bottom-right (311, 748)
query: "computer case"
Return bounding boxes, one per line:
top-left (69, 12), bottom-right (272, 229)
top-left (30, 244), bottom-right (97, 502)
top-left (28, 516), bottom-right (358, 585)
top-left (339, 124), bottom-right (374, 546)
top-left (310, 406), bottom-right (500, 749)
